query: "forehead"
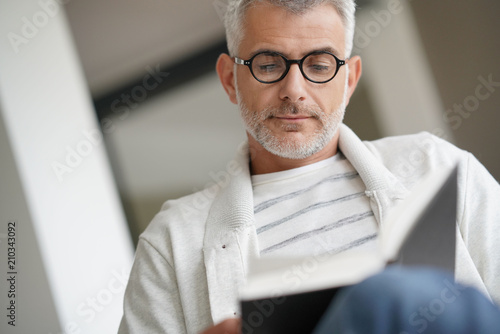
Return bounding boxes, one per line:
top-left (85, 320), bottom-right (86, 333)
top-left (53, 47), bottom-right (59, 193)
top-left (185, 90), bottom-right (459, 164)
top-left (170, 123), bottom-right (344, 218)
top-left (240, 2), bottom-right (346, 57)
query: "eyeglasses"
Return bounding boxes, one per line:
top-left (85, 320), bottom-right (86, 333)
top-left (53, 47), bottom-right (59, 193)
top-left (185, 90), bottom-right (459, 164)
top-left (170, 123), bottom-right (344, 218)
top-left (234, 51), bottom-right (346, 84)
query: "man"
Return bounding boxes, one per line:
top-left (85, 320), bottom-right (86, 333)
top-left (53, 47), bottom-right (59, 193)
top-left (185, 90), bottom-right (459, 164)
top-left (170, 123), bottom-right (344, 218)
top-left (119, 1), bottom-right (500, 333)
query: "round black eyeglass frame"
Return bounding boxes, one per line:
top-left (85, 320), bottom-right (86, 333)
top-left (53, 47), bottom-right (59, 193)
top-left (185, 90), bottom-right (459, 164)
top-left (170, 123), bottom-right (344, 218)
top-left (234, 51), bottom-right (346, 84)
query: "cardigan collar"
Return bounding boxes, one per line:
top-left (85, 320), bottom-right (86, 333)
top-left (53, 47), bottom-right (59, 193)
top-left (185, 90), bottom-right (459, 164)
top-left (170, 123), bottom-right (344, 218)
top-left (338, 125), bottom-right (409, 223)
top-left (202, 142), bottom-right (259, 324)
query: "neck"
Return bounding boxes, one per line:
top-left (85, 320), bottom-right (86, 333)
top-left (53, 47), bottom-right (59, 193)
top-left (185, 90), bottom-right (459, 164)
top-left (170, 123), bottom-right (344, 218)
top-left (247, 132), bottom-right (340, 175)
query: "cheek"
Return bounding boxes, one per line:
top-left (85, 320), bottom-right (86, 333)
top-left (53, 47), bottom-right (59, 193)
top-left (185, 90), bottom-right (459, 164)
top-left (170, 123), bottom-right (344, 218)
top-left (253, 89), bottom-right (277, 108)
top-left (318, 80), bottom-right (346, 111)
top-left (239, 83), bottom-right (277, 110)
top-left (236, 71), bottom-right (255, 102)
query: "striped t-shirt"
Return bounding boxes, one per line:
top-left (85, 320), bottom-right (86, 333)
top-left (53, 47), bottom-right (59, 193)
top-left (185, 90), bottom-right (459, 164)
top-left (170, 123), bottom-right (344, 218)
top-left (251, 153), bottom-right (378, 257)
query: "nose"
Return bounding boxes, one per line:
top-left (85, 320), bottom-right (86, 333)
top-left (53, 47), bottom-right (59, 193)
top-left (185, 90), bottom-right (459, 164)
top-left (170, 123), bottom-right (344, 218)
top-left (278, 63), bottom-right (307, 103)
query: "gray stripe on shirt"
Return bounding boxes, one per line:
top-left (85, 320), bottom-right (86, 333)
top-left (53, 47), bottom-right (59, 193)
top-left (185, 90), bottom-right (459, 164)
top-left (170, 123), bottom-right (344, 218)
top-left (256, 192), bottom-right (365, 234)
top-left (327, 233), bottom-right (378, 255)
top-left (254, 171), bottom-right (359, 214)
top-left (260, 211), bottom-right (375, 254)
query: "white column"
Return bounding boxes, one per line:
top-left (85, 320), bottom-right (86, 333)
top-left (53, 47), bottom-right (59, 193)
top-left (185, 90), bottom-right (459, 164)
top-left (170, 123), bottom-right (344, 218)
top-left (0, 1), bottom-right (134, 333)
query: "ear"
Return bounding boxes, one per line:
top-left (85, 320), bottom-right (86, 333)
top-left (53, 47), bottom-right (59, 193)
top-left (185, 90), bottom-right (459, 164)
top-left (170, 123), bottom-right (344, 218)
top-left (216, 53), bottom-right (238, 104)
top-left (345, 55), bottom-right (362, 106)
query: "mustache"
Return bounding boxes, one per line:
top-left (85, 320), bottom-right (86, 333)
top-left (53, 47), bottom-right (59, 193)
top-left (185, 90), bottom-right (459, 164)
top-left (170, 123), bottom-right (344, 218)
top-left (263, 102), bottom-right (323, 119)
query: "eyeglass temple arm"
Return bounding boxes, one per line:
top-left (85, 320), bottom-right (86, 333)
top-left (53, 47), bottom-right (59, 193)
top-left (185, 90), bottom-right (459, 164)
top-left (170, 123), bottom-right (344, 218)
top-left (234, 57), bottom-right (249, 65)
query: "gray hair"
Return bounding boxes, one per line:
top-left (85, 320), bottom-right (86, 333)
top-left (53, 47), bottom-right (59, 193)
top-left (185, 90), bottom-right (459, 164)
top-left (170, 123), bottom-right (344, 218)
top-left (223, 0), bottom-right (356, 59)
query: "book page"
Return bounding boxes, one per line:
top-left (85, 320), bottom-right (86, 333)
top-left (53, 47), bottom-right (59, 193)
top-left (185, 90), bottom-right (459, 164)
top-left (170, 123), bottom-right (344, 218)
top-left (380, 165), bottom-right (457, 268)
top-left (240, 251), bottom-right (384, 301)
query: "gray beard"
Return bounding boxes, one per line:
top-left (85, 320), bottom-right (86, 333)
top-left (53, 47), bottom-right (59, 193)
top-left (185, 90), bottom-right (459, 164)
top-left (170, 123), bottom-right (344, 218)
top-left (236, 80), bottom-right (348, 160)
top-left (239, 101), bottom-right (345, 159)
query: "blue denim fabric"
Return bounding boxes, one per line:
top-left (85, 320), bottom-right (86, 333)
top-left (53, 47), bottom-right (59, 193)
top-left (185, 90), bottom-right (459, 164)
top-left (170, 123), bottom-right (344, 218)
top-left (312, 266), bottom-right (500, 334)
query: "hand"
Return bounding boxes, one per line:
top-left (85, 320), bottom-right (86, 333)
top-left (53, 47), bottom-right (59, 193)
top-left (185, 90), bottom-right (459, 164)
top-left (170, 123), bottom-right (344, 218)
top-left (200, 318), bottom-right (240, 334)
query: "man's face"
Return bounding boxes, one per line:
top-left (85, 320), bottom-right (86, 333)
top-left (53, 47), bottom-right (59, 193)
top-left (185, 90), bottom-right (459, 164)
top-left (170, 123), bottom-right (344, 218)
top-left (235, 2), bottom-right (349, 159)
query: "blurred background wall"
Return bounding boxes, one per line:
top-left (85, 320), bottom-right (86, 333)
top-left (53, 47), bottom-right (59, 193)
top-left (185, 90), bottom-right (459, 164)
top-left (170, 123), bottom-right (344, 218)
top-left (0, 0), bottom-right (498, 332)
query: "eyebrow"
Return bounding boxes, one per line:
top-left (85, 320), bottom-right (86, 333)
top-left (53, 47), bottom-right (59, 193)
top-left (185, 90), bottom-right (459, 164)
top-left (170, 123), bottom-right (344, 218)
top-left (314, 46), bottom-right (343, 58)
top-left (248, 46), bottom-right (343, 59)
top-left (248, 48), bottom-right (282, 58)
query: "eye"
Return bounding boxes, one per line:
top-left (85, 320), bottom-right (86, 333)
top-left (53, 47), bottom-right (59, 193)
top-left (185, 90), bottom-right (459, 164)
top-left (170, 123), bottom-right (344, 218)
top-left (253, 53), bottom-right (285, 74)
top-left (258, 63), bottom-right (280, 72)
top-left (308, 64), bottom-right (331, 72)
top-left (303, 53), bottom-right (337, 77)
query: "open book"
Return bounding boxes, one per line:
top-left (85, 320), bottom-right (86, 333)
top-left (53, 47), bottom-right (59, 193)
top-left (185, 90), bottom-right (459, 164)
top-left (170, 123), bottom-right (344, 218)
top-left (240, 165), bottom-right (458, 334)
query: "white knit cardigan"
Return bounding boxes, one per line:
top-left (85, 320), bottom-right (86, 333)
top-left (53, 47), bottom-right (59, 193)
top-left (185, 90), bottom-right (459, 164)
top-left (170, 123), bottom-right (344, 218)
top-left (119, 124), bottom-right (500, 334)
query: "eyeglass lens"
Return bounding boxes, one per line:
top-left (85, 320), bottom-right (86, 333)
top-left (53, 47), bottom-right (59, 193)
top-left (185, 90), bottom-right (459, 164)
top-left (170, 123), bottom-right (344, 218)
top-left (251, 52), bottom-right (338, 83)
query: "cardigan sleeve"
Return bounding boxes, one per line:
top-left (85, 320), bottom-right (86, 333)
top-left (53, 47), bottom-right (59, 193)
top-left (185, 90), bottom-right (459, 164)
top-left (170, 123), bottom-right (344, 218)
top-left (457, 152), bottom-right (500, 306)
top-left (118, 238), bottom-right (187, 334)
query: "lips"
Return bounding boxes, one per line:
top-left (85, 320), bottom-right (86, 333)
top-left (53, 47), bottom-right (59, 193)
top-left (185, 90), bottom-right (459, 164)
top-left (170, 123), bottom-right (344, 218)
top-left (272, 114), bottom-right (312, 121)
